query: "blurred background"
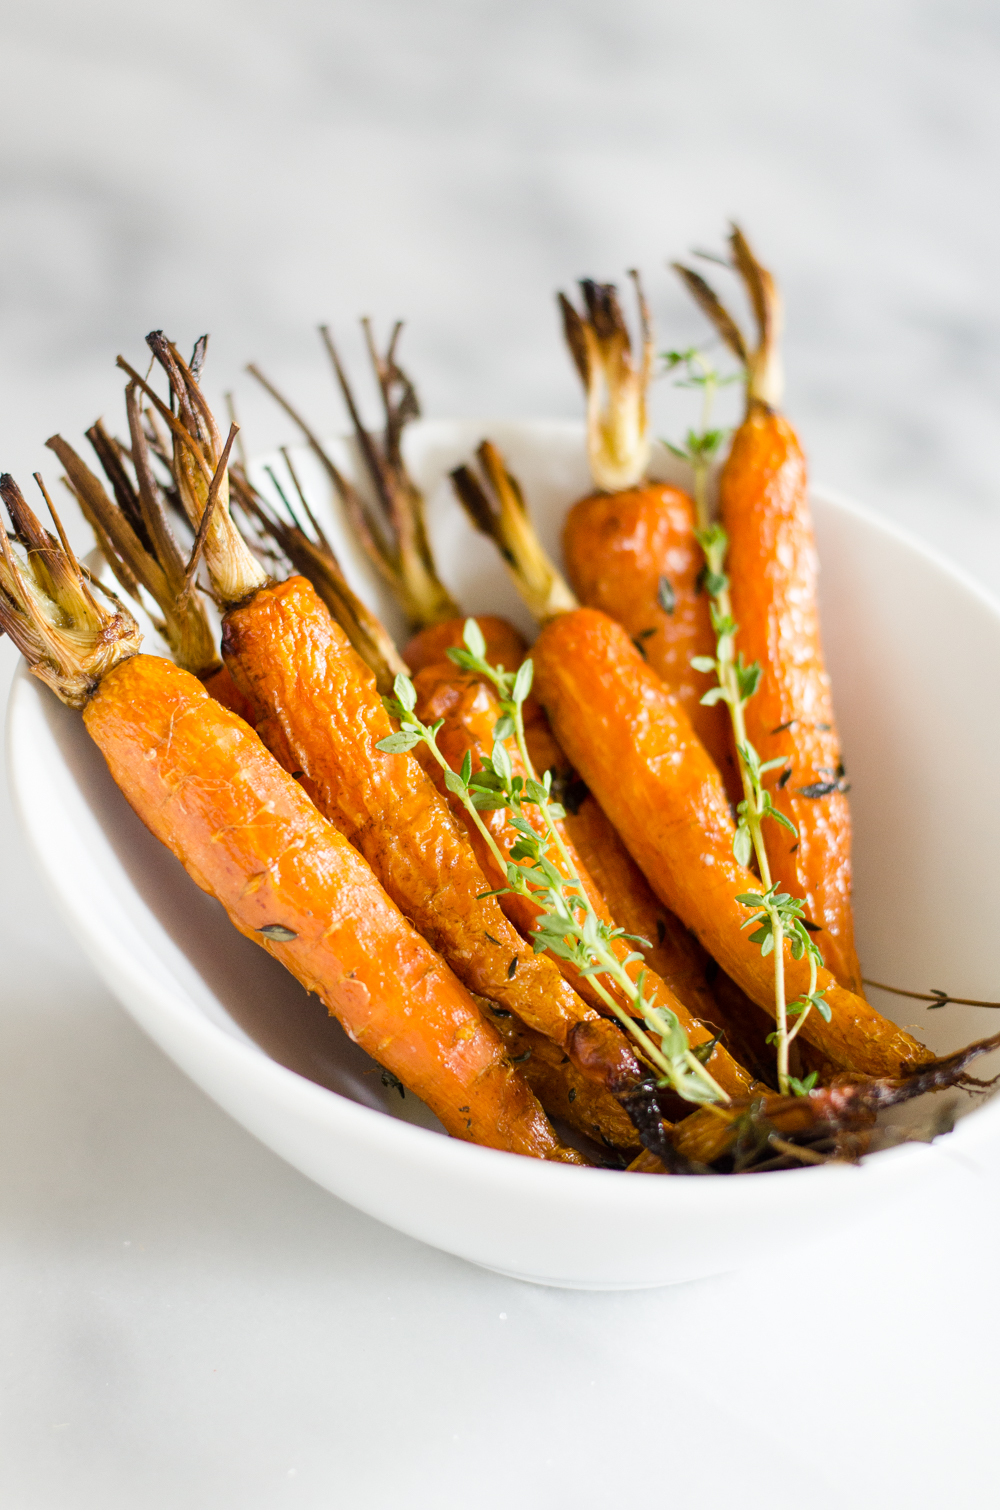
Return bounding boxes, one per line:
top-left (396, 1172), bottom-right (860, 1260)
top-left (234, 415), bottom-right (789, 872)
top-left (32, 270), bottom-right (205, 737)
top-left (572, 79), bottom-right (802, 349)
top-left (2, 0), bottom-right (999, 582)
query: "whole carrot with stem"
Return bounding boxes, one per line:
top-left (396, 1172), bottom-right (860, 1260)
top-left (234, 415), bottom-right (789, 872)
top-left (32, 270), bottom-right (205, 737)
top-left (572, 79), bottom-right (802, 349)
top-left (447, 441), bottom-right (735, 1004)
top-left (673, 227), bottom-right (861, 997)
top-left (0, 472), bottom-right (579, 1161)
top-left (557, 276), bottom-right (739, 798)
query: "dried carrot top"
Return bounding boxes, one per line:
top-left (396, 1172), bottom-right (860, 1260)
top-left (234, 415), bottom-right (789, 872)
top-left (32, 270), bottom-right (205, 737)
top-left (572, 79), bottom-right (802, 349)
top-left (558, 274), bottom-right (653, 492)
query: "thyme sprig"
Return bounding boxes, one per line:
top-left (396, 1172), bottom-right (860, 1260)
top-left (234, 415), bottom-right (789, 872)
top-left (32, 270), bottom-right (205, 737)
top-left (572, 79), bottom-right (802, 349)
top-left (667, 349), bottom-right (828, 1095)
top-left (376, 620), bottom-right (727, 1108)
top-left (662, 347), bottom-right (739, 531)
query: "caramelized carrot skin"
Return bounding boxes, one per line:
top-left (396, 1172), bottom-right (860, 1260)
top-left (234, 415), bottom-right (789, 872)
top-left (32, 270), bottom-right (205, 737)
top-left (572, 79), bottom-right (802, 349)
top-left (404, 615), bottom-right (527, 675)
top-left (563, 485), bottom-right (739, 801)
top-left (200, 663), bottom-right (257, 724)
top-left (85, 654), bottom-right (580, 1162)
top-left (221, 578), bottom-right (625, 1073)
top-left (532, 610), bottom-right (931, 1077)
top-left (480, 999), bottom-right (639, 1151)
top-left (721, 410), bottom-right (860, 993)
top-left (521, 708), bottom-right (722, 1013)
top-left (411, 658), bottom-right (758, 1100)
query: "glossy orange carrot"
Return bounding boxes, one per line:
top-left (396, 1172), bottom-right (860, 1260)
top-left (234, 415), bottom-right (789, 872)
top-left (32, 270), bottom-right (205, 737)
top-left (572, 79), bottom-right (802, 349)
top-left (562, 485), bottom-right (739, 800)
top-left (90, 657), bottom-right (581, 1159)
top-left (0, 473), bottom-right (577, 1161)
top-left (558, 278), bottom-right (738, 800)
top-left (675, 228), bottom-right (861, 993)
top-left (410, 655), bottom-right (759, 1100)
top-left (532, 608), bottom-right (931, 1078)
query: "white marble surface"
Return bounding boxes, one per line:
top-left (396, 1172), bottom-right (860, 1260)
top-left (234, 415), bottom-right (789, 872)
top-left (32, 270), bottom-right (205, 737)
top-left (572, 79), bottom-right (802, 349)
top-left (2, 2), bottom-right (1000, 1504)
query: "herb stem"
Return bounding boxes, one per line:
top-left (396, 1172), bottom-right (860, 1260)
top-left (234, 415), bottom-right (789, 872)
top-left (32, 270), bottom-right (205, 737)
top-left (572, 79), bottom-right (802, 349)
top-left (667, 347), bottom-right (830, 1097)
top-left (672, 348), bottom-right (826, 1097)
top-left (785, 952), bottom-right (818, 1048)
top-left (691, 352), bottom-right (717, 533)
top-left (418, 718), bottom-right (514, 879)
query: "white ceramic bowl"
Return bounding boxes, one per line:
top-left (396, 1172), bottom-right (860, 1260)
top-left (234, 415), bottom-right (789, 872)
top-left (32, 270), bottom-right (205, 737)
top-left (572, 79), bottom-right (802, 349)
top-left (7, 420), bottom-right (1000, 1289)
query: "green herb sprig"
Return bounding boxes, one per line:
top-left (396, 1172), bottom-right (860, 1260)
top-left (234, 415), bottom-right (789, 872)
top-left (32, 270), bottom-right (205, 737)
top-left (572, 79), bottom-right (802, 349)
top-left (662, 347), bottom-right (740, 529)
top-left (666, 349), bottom-right (828, 1095)
top-left (376, 620), bottom-right (727, 1108)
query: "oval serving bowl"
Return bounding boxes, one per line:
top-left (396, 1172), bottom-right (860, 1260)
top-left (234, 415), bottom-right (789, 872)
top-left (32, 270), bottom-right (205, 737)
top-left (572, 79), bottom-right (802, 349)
top-left (7, 419), bottom-right (1000, 1289)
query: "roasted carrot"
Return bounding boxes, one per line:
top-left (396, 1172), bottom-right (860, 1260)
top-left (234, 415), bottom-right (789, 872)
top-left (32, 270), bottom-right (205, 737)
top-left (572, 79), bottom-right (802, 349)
top-left (531, 608), bottom-right (932, 1078)
top-left (91, 657), bottom-right (581, 1159)
top-left (674, 228), bottom-right (861, 993)
top-left (410, 654), bottom-right (759, 1100)
top-left (557, 277), bottom-right (738, 799)
top-left (475, 995), bottom-right (640, 1153)
top-left (0, 473), bottom-right (578, 1161)
top-left (673, 1030), bottom-right (1000, 1168)
top-left (561, 485), bottom-right (739, 800)
top-left (228, 459), bottom-right (409, 697)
